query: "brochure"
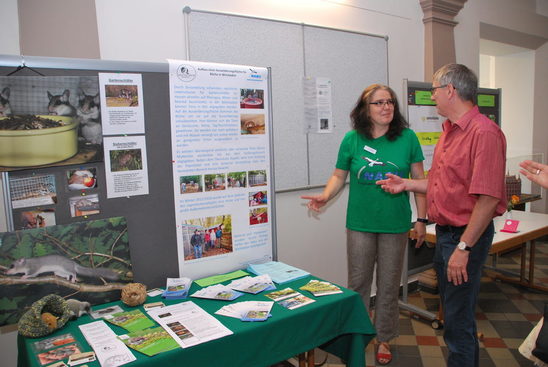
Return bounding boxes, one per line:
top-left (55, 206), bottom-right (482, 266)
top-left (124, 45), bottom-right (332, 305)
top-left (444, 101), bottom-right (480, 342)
top-left (264, 287), bottom-right (299, 302)
top-left (35, 343), bottom-right (81, 366)
top-left (104, 309), bottom-right (155, 332)
top-left (278, 295), bottom-right (315, 310)
top-left (299, 279), bottom-right (343, 296)
top-left (89, 305), bottom-right (124, 319)
top-left (162, 277), bottom-right (192, 300)
top-left (191, 284), bottom-right (244, 301)
top-left (216, 301), bottom-right (273, 322)
top-left (118, 326), bottom-right (180, 356)
top-left (79, 321), bottom-right (136, 367)
top-left (227, 274), bottom-right (275, 294)
top-left (32, 333), bottom-right (76, 353)
top-left (247, 261), bottom-right (310, 284)
top-left (147, 301), bottom-right (233, 349)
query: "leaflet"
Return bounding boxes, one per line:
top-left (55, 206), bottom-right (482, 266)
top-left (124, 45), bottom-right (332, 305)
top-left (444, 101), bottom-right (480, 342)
top-left (78, 321), bottom-right (136, 367)
top-left (215, 301), bottom-right (273, 322)
top-left (247, 261), bottom-right (310, 284)
top-left (227, 274), bottom-right (275, 294)
top-left (191, 284), bottom-right (244, 301)
top-left (147, 301), bottom-right (233, 349)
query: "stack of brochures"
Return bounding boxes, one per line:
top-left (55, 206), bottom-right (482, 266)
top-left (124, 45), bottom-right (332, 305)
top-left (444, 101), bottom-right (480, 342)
top-left (215, 301), bottom-right (274, 322)
top-left (191, 284), bottom-right (244, 301)
top-left (162, 277), bottom-right (192, 300)
top-left (264, 288), bottom-right (315, 310)
top-left (246, 261), bottom-right (310, 284)
top-left (299, 279), bottom-right (343, 296)
top-left (227, 274), bottom-right (276, 294)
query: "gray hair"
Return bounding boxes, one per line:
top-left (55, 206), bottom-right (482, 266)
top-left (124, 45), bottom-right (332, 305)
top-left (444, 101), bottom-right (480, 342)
top-left (433, 63), bottom-right (477, 102)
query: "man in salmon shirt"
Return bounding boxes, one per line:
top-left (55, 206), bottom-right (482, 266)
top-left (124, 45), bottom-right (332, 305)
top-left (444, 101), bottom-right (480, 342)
top-left (377, 63), bottom-right (506, 367)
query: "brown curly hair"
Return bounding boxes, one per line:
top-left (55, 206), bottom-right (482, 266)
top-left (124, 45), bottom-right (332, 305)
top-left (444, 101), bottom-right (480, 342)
top-left (350, 84), bottom-right (408, 141)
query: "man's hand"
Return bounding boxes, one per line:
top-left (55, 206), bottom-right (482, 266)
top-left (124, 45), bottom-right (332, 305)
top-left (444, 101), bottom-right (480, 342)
top-left (447, 249), bottom-right (469, 285)
top-left (376, 173), bottom-right (406, 194)
top-left (411, 222), bottom-right (426, 248)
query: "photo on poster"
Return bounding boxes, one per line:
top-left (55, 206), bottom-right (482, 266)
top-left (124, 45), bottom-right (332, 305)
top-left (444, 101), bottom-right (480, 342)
top-left (68, 194), bottom-right (100, 217)
top-left (109, 149), bottom-right (143, 172)
top-left (240, 89), bottom-right (264, 109)
top-left (104, 85), bottom-right (138, 107)
top-left (0, 75), bottom-right (103, 172)
top-left (182, 216), bottom-right (232, 260)
top-left (248, 170), bottom-right (267, 187)
top-left (16, 208), bottom-right (56, 230)
top-left (204, 173), bottom-right (226, 192)
top-left (240, 113), bottom-right (265, 135)
top-left (179, 175), bottom-right (202, 194)
top-left (9, 174), bottom-right (57, 209)
top-left (249, 191), bottom-right (267, 207)
top-left (249, 207), bottom-right (268, 225)
top-left (66, 167), bottom-right (97, 190)
top-left (0, 216), bottom-right (132, 326)
top-left (227, 171), bottom-right (246, 188)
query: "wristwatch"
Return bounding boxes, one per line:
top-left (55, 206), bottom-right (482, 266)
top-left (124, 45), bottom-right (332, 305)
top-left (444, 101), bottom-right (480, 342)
top-left (416, 218), bottom-right (428, 224)
top-left (457, 241), bottom-right (472, 252)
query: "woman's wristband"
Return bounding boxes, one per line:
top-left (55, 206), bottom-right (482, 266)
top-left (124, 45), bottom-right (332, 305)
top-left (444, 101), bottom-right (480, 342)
top-left (416, 218), bottom-right (428, 224)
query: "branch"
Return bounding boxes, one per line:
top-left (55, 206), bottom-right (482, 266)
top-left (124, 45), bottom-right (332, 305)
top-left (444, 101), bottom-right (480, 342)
top-left (0, 276), bottom-right (126, 292)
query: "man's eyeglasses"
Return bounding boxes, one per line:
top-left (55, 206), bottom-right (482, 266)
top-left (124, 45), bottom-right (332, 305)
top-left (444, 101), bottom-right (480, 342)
top-left (369, 99), bottom-right (395, 107)
top-left (430, 84), bottom-right (448, 94)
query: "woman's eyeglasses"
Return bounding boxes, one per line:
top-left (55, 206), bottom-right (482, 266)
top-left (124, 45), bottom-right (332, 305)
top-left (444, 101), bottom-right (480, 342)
top-left (369, 99), bottom-right (395, 107)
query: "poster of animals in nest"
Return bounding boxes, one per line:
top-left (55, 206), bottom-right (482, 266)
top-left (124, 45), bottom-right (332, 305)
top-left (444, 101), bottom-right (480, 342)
top-left (0, 216), bottom-right (132, 326)
top-left (0, 75), bottom-right (104, 172)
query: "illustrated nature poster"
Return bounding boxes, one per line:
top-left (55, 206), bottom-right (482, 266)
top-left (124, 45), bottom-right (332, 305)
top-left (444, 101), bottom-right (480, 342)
top-left (0, 216), bottom-right (132, 326)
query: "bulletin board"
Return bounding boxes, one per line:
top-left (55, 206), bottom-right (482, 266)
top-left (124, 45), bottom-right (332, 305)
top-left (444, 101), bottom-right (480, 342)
top-left (0, 55), bottom-right (276, 288)
top-left (185, 8), bottom-right (389, 190)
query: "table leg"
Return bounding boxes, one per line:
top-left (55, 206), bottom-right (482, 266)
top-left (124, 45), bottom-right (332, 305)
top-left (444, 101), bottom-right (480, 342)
top-left (298, 353), bottom-right (305, 367)
top-left (520, 242), bottom-right (527, 283)
top-left (307, 349), bottom-right (314, 367)
top-left (528, 240), bottom-right (536, 287)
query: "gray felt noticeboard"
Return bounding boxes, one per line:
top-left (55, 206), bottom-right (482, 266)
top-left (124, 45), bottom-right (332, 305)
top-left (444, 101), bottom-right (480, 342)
top-left (186, 9), bottom-right (388, 190)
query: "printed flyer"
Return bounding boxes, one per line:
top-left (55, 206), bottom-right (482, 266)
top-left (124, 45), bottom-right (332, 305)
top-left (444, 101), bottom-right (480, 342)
top-left (168, 60), bottom-right (273, 280)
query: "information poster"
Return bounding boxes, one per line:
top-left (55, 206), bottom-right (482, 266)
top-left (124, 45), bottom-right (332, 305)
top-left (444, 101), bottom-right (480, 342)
top-left (168, 60), bottom-right (273, 280)
top-left (303, 77), bottom-right (333, 133)
top-left (407, 105), bottom-right (443, 171)
top-left (99, 73), bottom-right (145, 135)
top-left (103, 135), bottom-right (149, 198)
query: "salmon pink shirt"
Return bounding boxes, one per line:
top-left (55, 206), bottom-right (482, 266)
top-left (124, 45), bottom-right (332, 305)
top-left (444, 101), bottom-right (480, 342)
top-left (426, 106), bottom-right (507, 226)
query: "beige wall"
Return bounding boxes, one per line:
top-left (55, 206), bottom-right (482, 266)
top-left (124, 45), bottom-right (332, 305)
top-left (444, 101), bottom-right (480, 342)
top-left (18, 0), bottom-right (100, 58)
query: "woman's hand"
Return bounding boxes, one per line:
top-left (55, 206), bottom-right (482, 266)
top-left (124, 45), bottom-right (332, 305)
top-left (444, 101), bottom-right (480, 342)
top-left (301, 194), bottom-right (328, 212)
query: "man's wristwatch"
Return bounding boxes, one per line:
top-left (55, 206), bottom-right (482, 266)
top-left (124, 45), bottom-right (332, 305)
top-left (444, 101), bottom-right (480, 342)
top-left (457, 241), bottom-right (472, 252)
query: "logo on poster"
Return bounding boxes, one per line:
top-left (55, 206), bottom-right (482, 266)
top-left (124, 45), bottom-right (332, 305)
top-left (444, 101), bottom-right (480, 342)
top-left (177, 64), bottom-right (196, 82)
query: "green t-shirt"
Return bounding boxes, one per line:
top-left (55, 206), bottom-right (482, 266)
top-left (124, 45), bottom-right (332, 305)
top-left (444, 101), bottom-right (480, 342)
top-left (336, 128), bottom-right (424, 233)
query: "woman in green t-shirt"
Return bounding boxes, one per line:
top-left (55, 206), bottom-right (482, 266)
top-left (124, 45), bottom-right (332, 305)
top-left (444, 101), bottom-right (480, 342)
top-left (302, 84), bottom-right (427, 365)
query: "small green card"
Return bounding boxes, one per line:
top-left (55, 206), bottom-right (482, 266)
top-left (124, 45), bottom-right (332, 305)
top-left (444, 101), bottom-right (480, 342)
top-left (195, 269), bottom-right (249, 287)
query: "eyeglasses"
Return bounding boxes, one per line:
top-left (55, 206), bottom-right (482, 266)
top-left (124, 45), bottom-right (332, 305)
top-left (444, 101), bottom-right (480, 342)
top-left (369, 99), bottom-right (395, 107)
top-left (430, 84), bottom-right (448, 94)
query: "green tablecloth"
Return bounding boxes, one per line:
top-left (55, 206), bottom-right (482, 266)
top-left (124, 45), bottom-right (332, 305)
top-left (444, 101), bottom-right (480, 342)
top-left (18, 276), bottom-right (375, 367)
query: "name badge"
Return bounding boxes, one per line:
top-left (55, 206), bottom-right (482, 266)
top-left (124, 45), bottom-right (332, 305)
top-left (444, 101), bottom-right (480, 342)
top-left (363, 145), bottom-right (376, 154)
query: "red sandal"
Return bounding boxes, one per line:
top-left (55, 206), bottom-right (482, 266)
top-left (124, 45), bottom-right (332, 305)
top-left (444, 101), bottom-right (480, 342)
top-left (376, 342), bottom-right (392, 365)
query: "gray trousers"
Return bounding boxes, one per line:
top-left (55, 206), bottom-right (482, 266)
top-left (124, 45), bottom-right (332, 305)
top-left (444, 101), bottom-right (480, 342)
top-left (347, 229), bottom-right (407, 342)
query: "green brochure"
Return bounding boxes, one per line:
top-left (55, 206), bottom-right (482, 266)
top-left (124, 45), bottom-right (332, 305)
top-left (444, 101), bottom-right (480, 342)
top-left (195, 269), bottom-right (249, 287)
top-left (118, 326), bottom-right (180, 356)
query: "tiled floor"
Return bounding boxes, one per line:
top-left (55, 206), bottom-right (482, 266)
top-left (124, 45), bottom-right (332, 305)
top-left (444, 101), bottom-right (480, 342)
top-left (312, 239), bottom-right (548, 367)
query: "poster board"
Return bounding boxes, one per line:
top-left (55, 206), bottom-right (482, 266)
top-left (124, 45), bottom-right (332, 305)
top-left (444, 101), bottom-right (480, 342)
top-left (0, 55), bottom-right (276, 287)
